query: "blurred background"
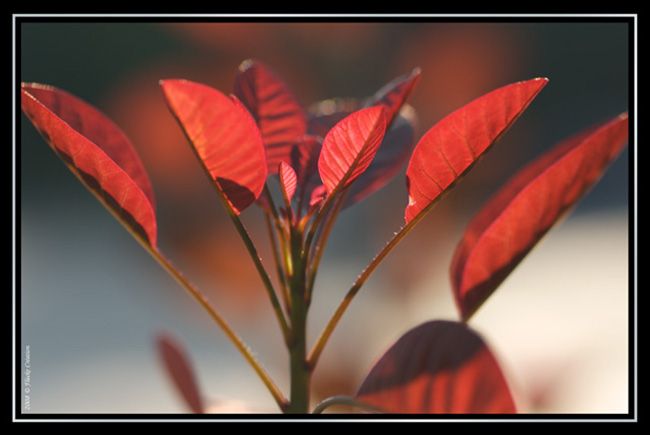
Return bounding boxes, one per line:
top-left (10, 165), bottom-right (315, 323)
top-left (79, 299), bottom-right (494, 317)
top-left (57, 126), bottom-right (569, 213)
top-left (20, 21), bottom-right (630, 414)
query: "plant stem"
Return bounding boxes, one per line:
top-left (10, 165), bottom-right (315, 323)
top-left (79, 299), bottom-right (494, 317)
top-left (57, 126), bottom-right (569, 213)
top-left (308, 180), bottom-right (461, 367)
top-left (263, 211), bottom-right (290, 314)
top-left (308, 218), bottom-right (419, 368)
top-left (285, 226), bottom-right (311, 413)
top-left (302, 183), bottom-right (342, 258)
top-left (147, 247), bottom-right (288, 411)
top-left (305, 191), bottom-right (347, 305)
top-left (73, 177), bottom-right (289, 411)
top-left (174, 126), bottom-right (291, 342)
top-left (225, 207), bottom-right (291, 343)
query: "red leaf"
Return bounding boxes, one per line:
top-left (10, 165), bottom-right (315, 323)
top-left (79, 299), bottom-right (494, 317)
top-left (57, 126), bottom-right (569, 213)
top-left (234, 59), bottom-right (307, 173)
top-left (279, 161), bottom-right (298, 203)
top-left (363, 67), bottom-right (421, 126)
top-left (308, 99), bottom-right (415, 208)
top-left (345, 107), bottom-right (418, 206)
top-left (451, 114), bottom-right (629, 320)
top-left (289, 135), bottom-right (321, 180)
top-left (357, 320), bottom-right (516, 414)
top-left (21, 83), bottom-right (158, 247)
top-left (308, 98), bottom-right (359, 138)
top-left (309, 184), bottom-right (327, 207)
top-left (156, 333), bottom-right (204, 414)
top-left (318, 106), bottom-right (387, 196)
top-left (160, 79), bottom-right (267, 214)
top-left (404, 78), bottom-right (548, 224)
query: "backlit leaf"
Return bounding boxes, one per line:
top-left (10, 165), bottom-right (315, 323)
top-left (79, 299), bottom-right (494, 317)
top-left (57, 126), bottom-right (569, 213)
top-left (279, 161), bottom-right (298, 204)
top-left (21, 83), bottom-right (158, 247)
top-left (161, 79), bottom-right (267, 214)
top-left (404, 78), bottom-right (548, 224)
top-left (345, 107), bottom-right (418, 206)
top-left (318, 106), bottom-right (387, 197)
top-left (451, 114), bottom-right (629, 320)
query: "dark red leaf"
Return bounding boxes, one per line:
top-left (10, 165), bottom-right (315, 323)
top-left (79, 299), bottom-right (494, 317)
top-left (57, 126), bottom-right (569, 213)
top-left (289, 135), bottom-right (321, 180)
top-left (156, 333), bottom-right (204, 414)
top-left (404, 78), bottom-right (548, 224)
top-left (318, 106), bottom-right (387, 197)
top-left (160, 79), bottom-right (267, 214)
top-left (233, 59), bottom-right (307, 173)
top-left (357, 320), bottom-right (516, 414)
top-left (451, 114), bottom-right (629, 320)
top-left (362, 67), bottom-right (421, 126)
top-left (279, 161), bottom-right (298, 204)
top-left (21, 83), bottom-right (158, 247)
top-left (345, 107), bottom-right (418, 206)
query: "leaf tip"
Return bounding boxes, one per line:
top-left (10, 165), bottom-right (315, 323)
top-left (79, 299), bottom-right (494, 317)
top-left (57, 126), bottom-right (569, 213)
top-left (159, 78), bottom-right (190, 91)
top-left (158, 79), bottom-right (173, 93)
top-left (531, 77), bottom-right (550, 89)
top-left (238, 58), bottom-right (257, 72)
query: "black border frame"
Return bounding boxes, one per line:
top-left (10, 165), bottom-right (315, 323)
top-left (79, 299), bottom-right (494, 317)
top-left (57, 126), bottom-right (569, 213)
top-left (12, 12), bottom-right (637, 422)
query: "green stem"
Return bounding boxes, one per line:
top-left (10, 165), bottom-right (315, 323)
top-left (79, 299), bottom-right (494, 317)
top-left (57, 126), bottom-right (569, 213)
top-left (305, 190), bottom-right (347, 305)
top-left (308, 176), bottom-right (461, 367)
top-left (177, 130), bottom-right (291, 342)
top-left (302, 186), bottom-right (340, 258)
top-left (263, 211), bottom-right (290, 314)
top-left (148, 248), bottom-right (288, 411)
top-left (308, 217), bottom-right (421, 368)
top-left (72, 174), bottom-right (288, 411)
top-left (285, 227), bottom-right (311, 413)
top-left (225, 205), bottom-right (291, 343)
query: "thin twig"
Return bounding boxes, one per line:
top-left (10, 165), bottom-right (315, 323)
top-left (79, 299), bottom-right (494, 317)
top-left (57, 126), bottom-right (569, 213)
top-left (305, 190), bottom-right (348, 305)
top-left (224, 204), bottom-right (291, 342)
top-left (308, 216), bottom-right (423, 368)
top-left (69, 171), bottom-right (288, 410)
top-left (264, 211), bottom-right (291, 315)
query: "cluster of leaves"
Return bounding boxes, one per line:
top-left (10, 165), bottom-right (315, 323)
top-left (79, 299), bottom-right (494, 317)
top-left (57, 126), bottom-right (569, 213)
top-left (21, 58), bottom-right (627, 414)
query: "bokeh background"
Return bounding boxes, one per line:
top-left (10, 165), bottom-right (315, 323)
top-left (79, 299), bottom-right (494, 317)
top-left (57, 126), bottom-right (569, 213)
top-left (20, 21), bottom-right (630, 414)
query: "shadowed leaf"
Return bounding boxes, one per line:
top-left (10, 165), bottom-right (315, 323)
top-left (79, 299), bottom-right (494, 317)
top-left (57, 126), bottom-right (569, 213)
top-left (160, 79), bottom-right (266, 214)
top-left (156, 333), bottom-right (204, 414)
top-left (290, 135), bottom-right (322, 183)
top-left (363, 67), bottom-right (421, 126)
top-left (234, 59), bottom-right (307, 173)
top-left (21, 83), bottom-right (158, 247)
top-left (318, 106), bottom-right (387, 197)
top-left (289, 135), bottom-right (322, 206)
top-left (357, 320), bottom-right (516, 414)
top-left (451, 114), bottom-right (629, 320)
top-left (404, 78), bottom-right (548, 224)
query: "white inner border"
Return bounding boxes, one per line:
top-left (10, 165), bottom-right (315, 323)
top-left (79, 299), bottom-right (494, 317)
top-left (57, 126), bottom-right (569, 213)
top-left (12, 13), bottom-right (638, 423)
